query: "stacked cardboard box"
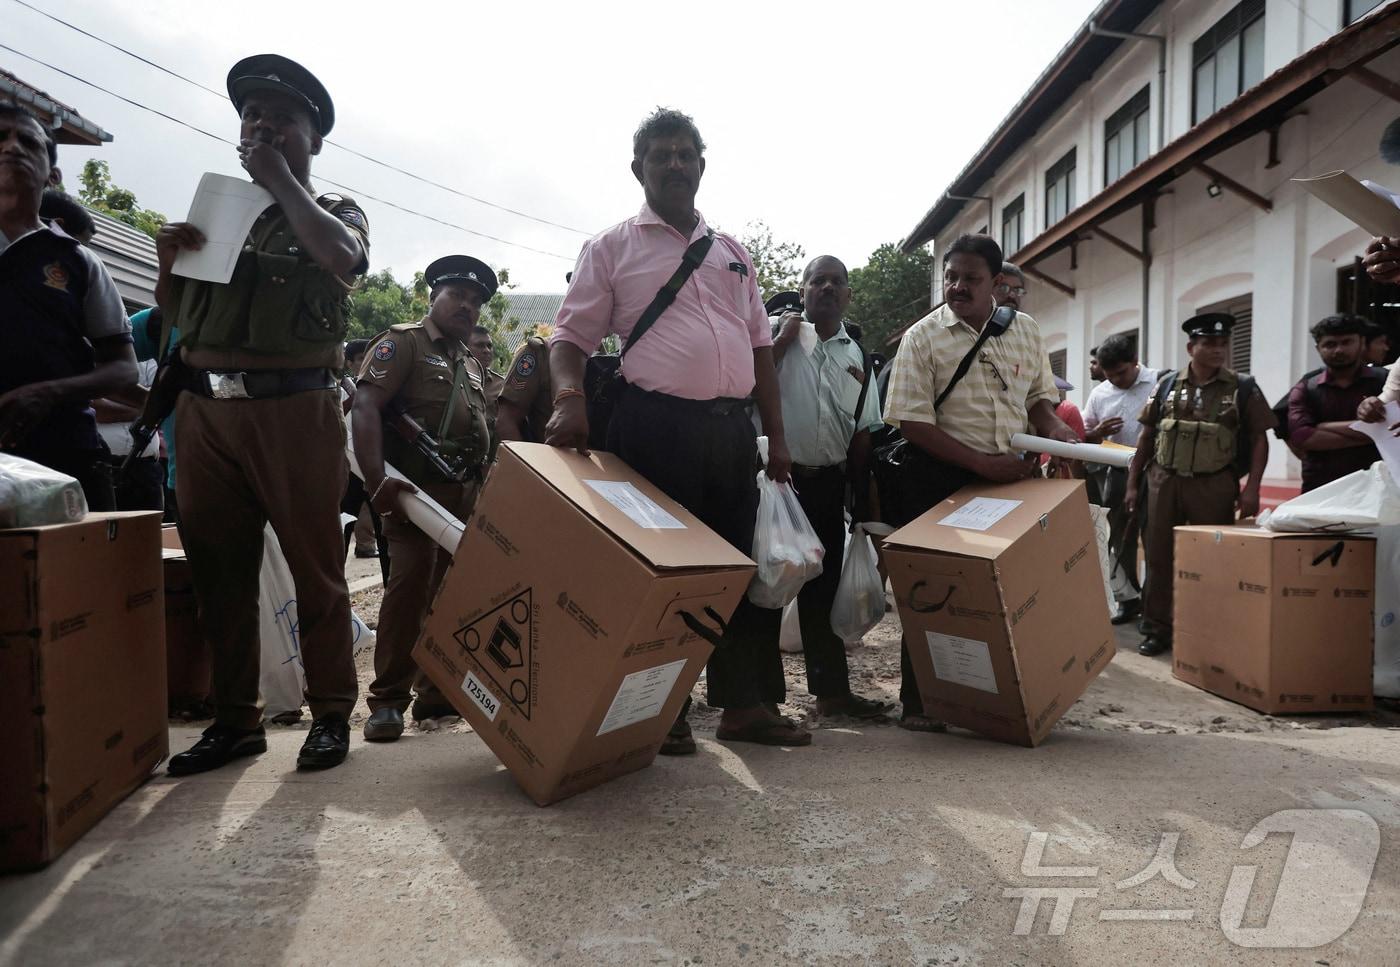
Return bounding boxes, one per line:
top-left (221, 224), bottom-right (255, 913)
top-left (0, 512), bottom-right (168, 871)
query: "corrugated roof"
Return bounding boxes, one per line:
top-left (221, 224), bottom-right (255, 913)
top-left (490, 291), bottom-right (565, 353)
top-left (0, 67), bottom-right (113, 145)
top-left (87, 209), bottom-right (157, 309)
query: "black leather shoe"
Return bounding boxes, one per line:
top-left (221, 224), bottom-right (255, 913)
top-left (1110, 600), bottom-right (1143, 625)
top-left (168, 724), bottom-right (267, 776)
top-left (1138, 636), bottom-right (1171, 657)
top-left (363, 708), bottom-right (404, 742)
top-left (297, 715), bottom-right (350, 770)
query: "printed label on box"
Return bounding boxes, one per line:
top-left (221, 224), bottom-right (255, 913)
top-left (584, 480), bottom-right (686, 530)
top-left (925, 631), bottom-right (999, 694)
top-left (461, 669), bottom-right (501, 721)
top-left (936, 497), bottom-right (1023, 532)
top-left (597, 658), bottom-right (688, 736)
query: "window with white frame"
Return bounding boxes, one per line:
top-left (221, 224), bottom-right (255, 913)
top-left (1192, 0), bottom-right (1266, 125)
top-left (1104, 87), bottom-right (1151, 185)
top-left (1045, 149), bottom-right (1076, 228)
top-left (1002, 194), bottom-right (1025, 255)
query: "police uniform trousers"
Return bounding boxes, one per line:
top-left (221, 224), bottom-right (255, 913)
top-left (367, 480), bottom-right (475, 713)
top-left (608, 385), bottom-right (777, 710)
top-left (749, 463), bottom-right (853, 702)
top-left (1142, 464), bottom-right (1237, 638)
top-left (175, 389), bottom-right (357, 729)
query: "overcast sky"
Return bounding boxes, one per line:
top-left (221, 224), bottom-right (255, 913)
top-left (9, 0), bottom-right (1100, 292)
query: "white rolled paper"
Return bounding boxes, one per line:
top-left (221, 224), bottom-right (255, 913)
top-left (346, 413), bottom-right (467, 555)
top-left (1010, 432), bottom-right (1135, 468)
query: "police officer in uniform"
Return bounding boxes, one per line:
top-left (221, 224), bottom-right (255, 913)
top-left (1125, 313), bottom-right (1275, 656)
top-left (157, 55), bottom-right (370, 774)
top-left (353, 256), bottom-right (496, 741)
top-left (497, 332), bottom-right (553, 441)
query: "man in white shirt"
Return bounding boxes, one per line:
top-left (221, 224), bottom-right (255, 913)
top-left (1082, 333), bottom-right (1157, 624)
top-left (764, 256), bottom-right (889, 718)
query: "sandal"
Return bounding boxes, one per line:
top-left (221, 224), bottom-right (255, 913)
top-left (898, 714), bottom-right (947, 733)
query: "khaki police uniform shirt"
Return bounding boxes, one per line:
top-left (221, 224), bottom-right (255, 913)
top-left (357, 317), bottom-right (490, 495)
top-left (1137, 366), bottom-right (1275, 469)
top-left (499, 336), bottom-right (553, 438)
top-left (182, 192), bottom-right (370, 371)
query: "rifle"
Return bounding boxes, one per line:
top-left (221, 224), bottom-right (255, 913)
top-left (339, 376), bottom-right (473, 483)
top-left (119, 339), bottom-right (188, 480)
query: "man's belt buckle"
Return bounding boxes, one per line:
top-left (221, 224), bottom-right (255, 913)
top-left (208, 372), bottom-right (251, 400)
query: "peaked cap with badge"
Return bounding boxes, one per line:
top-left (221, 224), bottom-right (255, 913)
top-left (227, 54), bottom-right (335, 135)
top-left (426, 255), bottom-right (499, 301)
top-left (1181, 312), bottom-right (1235, 339)
top-left (764, 290), bottom-right (803, 316)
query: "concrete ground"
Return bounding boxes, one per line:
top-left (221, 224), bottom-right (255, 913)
top-left (4, 593), bottom-right (1399, 966)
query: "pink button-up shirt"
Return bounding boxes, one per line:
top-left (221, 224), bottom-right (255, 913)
top-left (552, 204), bottom-right (771, 400)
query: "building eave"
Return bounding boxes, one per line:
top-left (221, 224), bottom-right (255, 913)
top-left (0, 68), bottom-right (113, 145)
top-left (898, 0), bottom-right (1164, 253)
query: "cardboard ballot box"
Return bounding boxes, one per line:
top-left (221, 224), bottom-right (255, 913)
top-left (0, 512), bottom-right (168, 871)
top-left (1173, 526), bottom-right (1374, 714)
top-left (413, 443), bottom-right (755, 805)
top-left (882, 479), bottom-right (1115, 747)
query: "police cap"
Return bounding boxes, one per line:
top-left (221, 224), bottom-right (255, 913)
top-left (1181, 312), bottom-right (1235, 339)
top-left (227, 54), bottom-right (335, 135)
top-left (426, 255), bottom-right (499, 301)
top-left (765, 290), bottom-right (803, 316)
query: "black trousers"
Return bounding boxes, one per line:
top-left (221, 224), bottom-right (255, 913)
top-left (895, 452), bottom-right (981, 715)
top-left (751, 464), bottom-right (853, 700)
top-left (608, 385), bottom-right (777, 710)
top-left (10, 447), bottom-right (117, 512)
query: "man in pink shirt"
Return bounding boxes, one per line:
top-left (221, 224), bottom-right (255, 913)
top-left (547, 107), bottom-right (809, 753)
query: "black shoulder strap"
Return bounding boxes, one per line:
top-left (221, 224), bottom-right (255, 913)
top-left (620, 230), bottom-right (715, 358)
top-left (1154, 370), bottom-right (1179, 408)
top-left (933, 320), bottom-right (1002, 412)
top-left (852, 345), bottom-right (874, 424)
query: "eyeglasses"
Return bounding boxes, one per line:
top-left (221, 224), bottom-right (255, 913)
top-left (994, 283), bottom-right (1027, 297)
top-left (980, 352), bottom-right (1008, 391)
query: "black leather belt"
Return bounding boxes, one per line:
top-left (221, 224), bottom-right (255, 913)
top-left (791, 462), bottom-right (845, 479)
top-left (185, 367), bottom-right (337, 400)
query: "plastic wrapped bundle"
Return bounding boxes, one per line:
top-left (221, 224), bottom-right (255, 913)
top-left (0, 454), bottom-right (88, 528)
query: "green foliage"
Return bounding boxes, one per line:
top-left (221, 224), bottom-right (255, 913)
top-left (738, 220), bottom-right (805, 301)
top-left (346, 269), bottom-right (425, 340)
top-left (847, 243), bottom-right (936, 349)
top-left (76, 160), bottom-right (166, 239)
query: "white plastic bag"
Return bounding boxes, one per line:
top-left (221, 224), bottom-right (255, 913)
top-left (1375, 525), bottom-right (1400, 699)
top-left (259, 524), bottom-right (377, 718)
top-left (779, 599), bottom-right (803, 653)
top-left (0, 453), bottom-right (87, 528)
top-left (831, 522), bottom-right (892, 643)
top-left (747, 473), bottom-right (824, 609)
top-left (1088, 505), bottom-right (1118, 614)
top-left (1260, 463), bottom-right (1400, 532)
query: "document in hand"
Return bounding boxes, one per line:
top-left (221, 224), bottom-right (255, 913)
top-left (171, 173), bottom-right (275, 284)
top-left (1350, 400), bottom-right (1400, 482)
top-left (1293, 171), bottom-right (1400, 237)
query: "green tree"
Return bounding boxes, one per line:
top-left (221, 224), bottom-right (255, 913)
top-left (76, 160), bottom-right (166, 239)
top-left (738, 220), bottom-right (805, 301)
top-left (847, 243), bottom-right (936, 349)
top-left (477, 267), bottom-right (518, 370)
top-left (346, 269), bottom-right (423, 339)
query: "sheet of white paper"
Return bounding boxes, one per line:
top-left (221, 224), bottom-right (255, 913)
top-left (1294, 171), bottom-right (1400, 237)
top-left (937, 496), bottom-right (1023, 532)
top-left (925, 631), bottom-right (999, 694)
top-left (597, 659), bottom-right (688, 735)
top-left (584, 479), bottom-right (686, 529)
top-left (171, 173), bottom-right (275, 284)
top-left (1351, 401), bottom-right (1400, 482)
